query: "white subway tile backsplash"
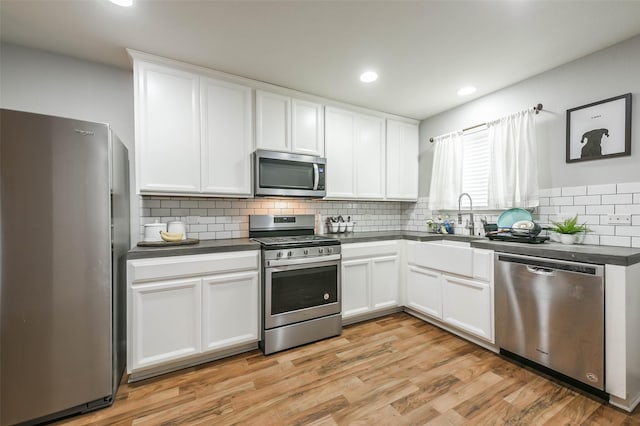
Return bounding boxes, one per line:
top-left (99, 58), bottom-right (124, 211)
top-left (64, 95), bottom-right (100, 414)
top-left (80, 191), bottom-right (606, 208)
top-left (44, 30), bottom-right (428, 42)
top-left (141, 199), bottom-right (160, 208)
top-left (586, 205), bottom-right (614, 215)
top-left (549, 197), bottom-right (573, 206)
top-left (617, 182), bottom-right (640, 193)
top-left (602, 194), bottom-right (633, 205)
top-left (616, 226), bottom-right (640, 237)
top-left (615, 204), bottom-right (640, 215)
top-left (139, 181), bottom-right (640, 245)
top-left (600, 235), bottom-right (631, 247)
top-left (562, 186), bottom-right (586, 196)
top-left (180, 200), bottom-right (198, 208)
top-left (160, 200), bottom-right (180, 208)
top-left (539, 206), bottom-right (561, 215)
top-left (539, 188), bottom-right (561, 197)
top-left (560, 206), bottom-right (585, 215)
top-left (589, 225), bottom-right (616, 235)
top-left (587, 184), bottom-right (617, 195)
top-left (573, 195), bottom-right (601, 205)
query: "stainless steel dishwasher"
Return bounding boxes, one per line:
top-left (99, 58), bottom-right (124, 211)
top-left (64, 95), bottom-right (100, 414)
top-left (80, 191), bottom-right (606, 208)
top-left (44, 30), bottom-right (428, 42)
top-left (495, 253), bottom-right (605, 392)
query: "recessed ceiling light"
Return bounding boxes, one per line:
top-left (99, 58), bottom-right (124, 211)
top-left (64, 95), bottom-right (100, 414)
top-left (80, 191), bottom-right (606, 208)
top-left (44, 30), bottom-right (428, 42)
top-left (360, 71), bottom-right (378, 83)
top-left (108, 0), bottom-right (133, 7)
top-left (457, 86), bottom-right (477, 96)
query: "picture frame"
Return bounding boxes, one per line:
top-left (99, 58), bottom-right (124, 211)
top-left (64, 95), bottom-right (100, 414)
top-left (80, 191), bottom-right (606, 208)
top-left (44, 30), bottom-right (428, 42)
top-left (566, 93), bottom-right (632, 163)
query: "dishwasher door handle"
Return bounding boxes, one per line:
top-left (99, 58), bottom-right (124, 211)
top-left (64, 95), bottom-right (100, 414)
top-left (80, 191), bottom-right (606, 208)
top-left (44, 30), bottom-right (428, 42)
top-left (526, 265), bottom-right (555, 276)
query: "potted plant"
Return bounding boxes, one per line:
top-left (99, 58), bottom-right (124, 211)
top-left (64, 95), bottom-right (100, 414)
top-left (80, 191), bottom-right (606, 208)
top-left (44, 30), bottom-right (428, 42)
top-left (550, 215), bottom-right (590, 245)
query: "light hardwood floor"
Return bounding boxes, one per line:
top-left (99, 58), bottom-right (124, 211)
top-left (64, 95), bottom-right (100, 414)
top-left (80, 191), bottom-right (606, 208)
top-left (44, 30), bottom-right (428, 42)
top-left (57, 313), bottom-right (640, 425)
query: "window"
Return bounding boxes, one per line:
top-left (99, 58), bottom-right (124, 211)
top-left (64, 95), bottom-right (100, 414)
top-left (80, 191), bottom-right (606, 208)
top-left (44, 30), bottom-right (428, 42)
top-left (461, 127), bottom-right (489, 209)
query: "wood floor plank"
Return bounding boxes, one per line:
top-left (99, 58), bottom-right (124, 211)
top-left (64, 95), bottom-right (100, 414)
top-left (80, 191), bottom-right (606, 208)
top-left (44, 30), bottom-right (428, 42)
top-left (53, 312), bottom-right (640, 425)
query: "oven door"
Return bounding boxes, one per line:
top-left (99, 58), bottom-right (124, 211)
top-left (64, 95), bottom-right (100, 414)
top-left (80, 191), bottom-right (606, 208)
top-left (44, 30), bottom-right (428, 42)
top-left (264, 257), bottom-right (341, 329)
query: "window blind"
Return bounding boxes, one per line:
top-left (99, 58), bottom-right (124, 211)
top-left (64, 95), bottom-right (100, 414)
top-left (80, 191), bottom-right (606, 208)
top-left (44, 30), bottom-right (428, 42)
top-left (461, 128), bottom-right (489, 209)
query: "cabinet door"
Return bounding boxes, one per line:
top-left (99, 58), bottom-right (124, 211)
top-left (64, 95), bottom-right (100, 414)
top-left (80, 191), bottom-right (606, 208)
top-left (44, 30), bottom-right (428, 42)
top-left (325, 107), bottom-right (356, 198)
top-left (342, 258), bottom-right (370, 318)
top-left (200, 77), bottom-right (252, 196)
top-left (406, 266), bottom-right (442, 319)
top-left (442, 275), bottom-right (492, 342)
top-left (135, 61), bottom-right (200, 193)
top-left (371, 255), bottom-right (399, 310)
top-left (130, 278), bottom-right (201, 370)
top-left (291, 99), bottom-right (324, 156)
top-left (355, 114), bottom-right (385, 199)
top-left (255, 90), bottom-right (291, 152)
top-left (202, 271), bottom-right (259, 352)
top-left (386, 120), bottom-right (418, 200)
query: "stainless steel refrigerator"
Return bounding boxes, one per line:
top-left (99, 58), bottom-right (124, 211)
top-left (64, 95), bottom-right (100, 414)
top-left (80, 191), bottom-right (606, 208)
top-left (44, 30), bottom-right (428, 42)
top-left (0, 109), bottom-right (130, 425)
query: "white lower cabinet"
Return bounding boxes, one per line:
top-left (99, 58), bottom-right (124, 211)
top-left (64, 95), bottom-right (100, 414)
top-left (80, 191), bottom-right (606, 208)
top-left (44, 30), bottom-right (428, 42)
top-left (131, 278), bottom-right (202, 370)
top-left (342, 259), bottom-right (370, 318)
top-left (371, 255), bottom-right (400, 310)
top-left (202, 271), bottom-right (259, 352)
top-left (341, 241), bottom-right (400, 321)
top-left (405, 241), bottom-right (494, 343)
top-left (406, 265), bottom-right (442, 319)
top-left (127, 250), bottom-right (260, 380)
top-left (442, 275), bottom-right (492, 341)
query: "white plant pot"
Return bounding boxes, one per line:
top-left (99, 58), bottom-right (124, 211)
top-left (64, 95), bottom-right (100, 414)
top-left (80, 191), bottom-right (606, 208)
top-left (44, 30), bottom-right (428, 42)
top-left (559, 234), bottom-right (577, 245)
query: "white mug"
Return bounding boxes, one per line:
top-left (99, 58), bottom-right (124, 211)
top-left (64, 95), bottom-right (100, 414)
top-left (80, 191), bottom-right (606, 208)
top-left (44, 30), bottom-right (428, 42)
top-left (143, 221), bottom-right (166, 242)
top-left (167, 221), bottom-right (187, 240)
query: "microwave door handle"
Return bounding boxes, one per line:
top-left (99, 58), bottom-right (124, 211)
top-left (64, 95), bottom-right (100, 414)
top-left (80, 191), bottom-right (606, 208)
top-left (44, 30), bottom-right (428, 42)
top-left (313, 163), bottom-right (319, 190)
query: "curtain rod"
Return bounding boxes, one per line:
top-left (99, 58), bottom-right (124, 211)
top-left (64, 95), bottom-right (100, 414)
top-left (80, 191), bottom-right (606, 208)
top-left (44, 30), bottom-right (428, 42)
top-left (429, 103), bottom-right (543, 143)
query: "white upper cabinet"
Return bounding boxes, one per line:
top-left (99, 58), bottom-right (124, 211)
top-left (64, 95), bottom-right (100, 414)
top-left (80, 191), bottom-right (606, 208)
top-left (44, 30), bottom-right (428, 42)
top-left (386, 119), bottom-right (419, 201)
top-left (131, 54), bottom-right (252, 197)
top-left (325, 107), bottom-right (356, 198)
top-left (255, 90), bottom-right (291, 152)
top-left (325, 107), bottom-right (385, 200)
top-left (291, 99), bottom-right (324, 156)
top-left (355, 114), bottom-right (385, 199)
top-left (200, 77), bottom-right (252, 196)
top-left (256, 90), bottom-right (324, 156)
top-left (134, 61), bottom-right (201, 193)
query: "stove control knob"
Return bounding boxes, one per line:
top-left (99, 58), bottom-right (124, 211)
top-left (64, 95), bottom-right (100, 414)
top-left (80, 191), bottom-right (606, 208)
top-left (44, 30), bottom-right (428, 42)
top-left (303, 249), bottom-right (309, 255)
top-left (319, 248), bottom-right (324, 254)
top-left (276, 251), bottom-right (283, 258)
top-left (287, 251), bottom-right (293, 257)
top-left (327, 247), bottom-right (333, 254)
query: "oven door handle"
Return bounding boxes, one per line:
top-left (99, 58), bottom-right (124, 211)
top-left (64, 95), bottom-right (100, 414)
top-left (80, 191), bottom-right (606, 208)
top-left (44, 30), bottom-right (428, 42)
top-left (266, 254), bottom-right (341, 268)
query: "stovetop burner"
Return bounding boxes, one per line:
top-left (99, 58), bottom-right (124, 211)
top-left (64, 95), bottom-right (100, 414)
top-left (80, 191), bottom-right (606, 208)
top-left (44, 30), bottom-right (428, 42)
top-left (251, 234), bottom-right (340, 248)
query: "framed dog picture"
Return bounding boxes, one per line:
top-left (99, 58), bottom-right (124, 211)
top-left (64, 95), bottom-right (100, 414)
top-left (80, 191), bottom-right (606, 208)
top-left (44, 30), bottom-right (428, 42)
top-left (566, 93), bottom-right (632, 163)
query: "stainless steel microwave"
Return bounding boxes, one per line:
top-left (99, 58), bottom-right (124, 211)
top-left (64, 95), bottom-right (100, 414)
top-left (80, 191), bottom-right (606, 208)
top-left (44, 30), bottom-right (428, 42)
top-left (254, 150), bottom-right (326, 197)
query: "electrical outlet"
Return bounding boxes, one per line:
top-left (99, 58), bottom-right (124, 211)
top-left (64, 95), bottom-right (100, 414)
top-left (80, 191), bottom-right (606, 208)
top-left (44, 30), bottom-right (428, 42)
top-left (607, 214), bottom-right (631, 225)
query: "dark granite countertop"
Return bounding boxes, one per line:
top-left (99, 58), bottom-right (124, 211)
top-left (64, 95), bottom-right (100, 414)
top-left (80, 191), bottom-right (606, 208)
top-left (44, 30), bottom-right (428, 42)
top-left (127, 238), bottom-right (260, 260)
top-left (127, 232), bottom-right (640, 266)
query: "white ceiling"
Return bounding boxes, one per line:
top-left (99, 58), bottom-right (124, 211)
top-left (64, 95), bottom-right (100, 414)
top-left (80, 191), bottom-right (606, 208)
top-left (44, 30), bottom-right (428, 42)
top-left (2, 1), bottom-right (640, 120)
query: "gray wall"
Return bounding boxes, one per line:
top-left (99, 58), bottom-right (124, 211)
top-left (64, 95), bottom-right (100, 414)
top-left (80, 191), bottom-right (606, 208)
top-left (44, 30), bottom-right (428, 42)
top-left (0, 43), bottom-right (138, 246)
top-left (419, 35), bottom-right (640, 197)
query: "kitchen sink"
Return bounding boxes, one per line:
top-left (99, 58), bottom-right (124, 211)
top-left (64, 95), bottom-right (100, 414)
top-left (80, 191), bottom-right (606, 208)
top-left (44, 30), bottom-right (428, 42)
top-left (416, 239), bottom-right (473, 276)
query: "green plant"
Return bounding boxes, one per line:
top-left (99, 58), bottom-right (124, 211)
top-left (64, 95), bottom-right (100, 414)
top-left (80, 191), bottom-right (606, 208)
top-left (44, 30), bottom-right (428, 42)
top-left (550, 215), bottom-right (590, 234)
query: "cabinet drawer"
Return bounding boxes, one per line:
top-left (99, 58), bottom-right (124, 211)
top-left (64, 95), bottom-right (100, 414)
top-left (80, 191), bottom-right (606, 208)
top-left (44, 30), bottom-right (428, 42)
top-left (129, 251), bottom-right (259, 283)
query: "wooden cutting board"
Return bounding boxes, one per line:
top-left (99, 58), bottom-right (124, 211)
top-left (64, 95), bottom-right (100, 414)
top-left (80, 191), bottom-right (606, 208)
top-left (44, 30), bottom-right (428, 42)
top-left (137, 238), bottom-right (199, 247)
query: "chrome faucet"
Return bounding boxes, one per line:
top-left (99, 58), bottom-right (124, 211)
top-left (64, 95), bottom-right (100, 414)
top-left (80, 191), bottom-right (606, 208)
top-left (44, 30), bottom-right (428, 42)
top-left (457, 193), bottom-right (475, 236)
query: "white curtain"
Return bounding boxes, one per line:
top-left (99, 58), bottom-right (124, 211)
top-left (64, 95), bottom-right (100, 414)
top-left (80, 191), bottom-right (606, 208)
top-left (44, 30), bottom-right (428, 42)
top-left (428, 131), bottom-right (464, 210)
top-left (487, 109), bottom-right (539, 209)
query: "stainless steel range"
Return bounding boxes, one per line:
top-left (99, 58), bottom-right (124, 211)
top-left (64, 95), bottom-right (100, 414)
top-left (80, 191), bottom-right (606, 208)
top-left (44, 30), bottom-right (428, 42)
top-left (250, 215), bottom-right (342, 355)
